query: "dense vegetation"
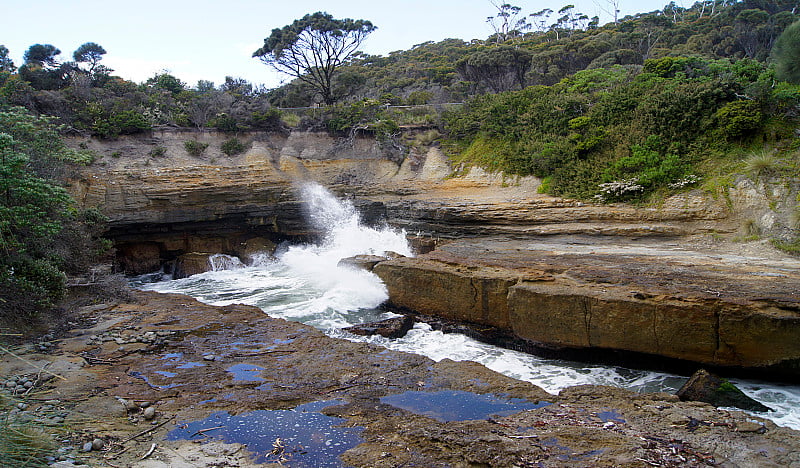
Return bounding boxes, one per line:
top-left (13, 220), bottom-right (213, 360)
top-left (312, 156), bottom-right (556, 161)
top-left (0, 107), bottom-right (109, 324)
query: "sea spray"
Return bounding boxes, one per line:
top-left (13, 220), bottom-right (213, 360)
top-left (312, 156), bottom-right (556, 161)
top-left (208, 254), bottom-right (245, 271)
top-left (139, 182), bottom-right (800, 431)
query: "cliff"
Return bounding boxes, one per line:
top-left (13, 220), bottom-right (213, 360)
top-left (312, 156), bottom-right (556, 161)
top-left (66, 130), bottom-right (800, 374)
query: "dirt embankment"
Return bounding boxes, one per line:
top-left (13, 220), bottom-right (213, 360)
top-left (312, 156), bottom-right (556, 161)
top-left (1, 291), bottom-right (798, 467)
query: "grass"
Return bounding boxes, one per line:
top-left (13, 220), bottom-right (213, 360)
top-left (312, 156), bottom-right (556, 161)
top-left (0, 395), bottom-right (56, 467)
top-left (744, 150), bottom-right (782, 179)
top-left (772, 237), bottom-right (800, 255)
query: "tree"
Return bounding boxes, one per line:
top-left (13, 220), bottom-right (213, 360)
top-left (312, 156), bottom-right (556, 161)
top-left (23, 44), bottom-right (61, 67)
top-left (73, 42), bottom-right (107, 73)
top-left (253, 12), bottom-right (376, 105)
top-left (456, 46), bottom-right (533, 92)
top-left (772, 20), bottom-right (800, 83)
top-left (0, 45), bottom-right (15, 72)
top-left (486, 2), bottom-right (531, 43)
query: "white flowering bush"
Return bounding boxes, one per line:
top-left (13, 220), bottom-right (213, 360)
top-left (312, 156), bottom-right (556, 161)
top-left (668, 174), bottom-right (701, 189)
top-left (595, 178), bottom-right (644, 202)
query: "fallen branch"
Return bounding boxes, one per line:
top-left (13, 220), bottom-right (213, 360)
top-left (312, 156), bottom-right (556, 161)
top-left (120, 415), bottom-right (176, 444)
top-left (140, 443), bottom-right (157, 460)
top-left (0, 344), bottom-right (67, 381)
top-left (190, 425), bottom-right (225, 437)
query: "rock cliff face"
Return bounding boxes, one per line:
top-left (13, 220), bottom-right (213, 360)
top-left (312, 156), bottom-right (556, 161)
top-left (68, 129), bottom-right (800, 373)
top-left (374, 236), bottom-right (800, 376)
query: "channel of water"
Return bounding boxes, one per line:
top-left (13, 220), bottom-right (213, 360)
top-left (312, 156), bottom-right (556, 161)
top-left (138, 182), bottom-right (800, 430)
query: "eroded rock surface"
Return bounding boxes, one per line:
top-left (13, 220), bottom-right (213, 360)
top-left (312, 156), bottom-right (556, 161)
top-left (375, 235), bottom-right (800, 375)
top-left (2, 291), bottom-right (798, 467)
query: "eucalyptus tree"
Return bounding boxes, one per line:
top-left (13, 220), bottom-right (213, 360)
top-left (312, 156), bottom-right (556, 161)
top-left (486, 2), bottom-right (531, 43)
top-left (253, 12), bottom-right (376, 105)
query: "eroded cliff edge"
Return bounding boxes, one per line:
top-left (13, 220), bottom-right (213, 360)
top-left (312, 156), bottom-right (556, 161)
top-left (67, 129), bottom-right (800, 375)
top-left (373, 236), bottom-right (800, 376)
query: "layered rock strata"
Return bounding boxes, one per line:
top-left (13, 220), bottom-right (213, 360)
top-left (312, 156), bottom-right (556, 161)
top-left (374, 236), bottom-right (800, 375)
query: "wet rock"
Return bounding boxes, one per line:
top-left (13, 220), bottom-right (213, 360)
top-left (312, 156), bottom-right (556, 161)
top-left (203, 354), bottom-right (217, 361)
top-left (239, 237), bottom-right (277, 264)
top-left (676, 369), bottom-right (772, 412)
top-left (81, 441), bottom-right (93, 452)
top-left (143, 406), bottom-right (156, 420)
top-left (174, 253), bottom-right (215, 279)
top-left (344, 315), bottom-right (415, 339)
top-left (736, 421), bottom-right (767, 433)
top-left (337, 255), bottom-right (387, 272)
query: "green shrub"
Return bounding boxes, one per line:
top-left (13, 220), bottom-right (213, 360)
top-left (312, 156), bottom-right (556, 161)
top-left (715, 100), bottom-right (763, 140)
top-left (603, 136), bottom-right (687, 189)
top-left (184, 140), bottom-right (209, 157)
top-left (220, 137), bottom-right (247, 156)
top-left (148, 146), bottom-right (166, 158)
top-left (211, 113), bottom-right (240, 133)
top-left (250, 108), bottom-right (283, 131)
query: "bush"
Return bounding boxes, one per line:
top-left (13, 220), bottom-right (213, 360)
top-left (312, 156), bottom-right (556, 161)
top-left (148, 146), bottom-right (166, 158)
top-left (93, 110), bottom-right (150, 138)
top-left (250, 108), bottom-right (283, 131)
top-left (184, 140), bottom-right (209, 157)
top-left (210, 113), bottom-right (240, 133)
top-left (715, 100), bottom-right (763, 140)
top-left (220, 137), bottom-right (247, 156)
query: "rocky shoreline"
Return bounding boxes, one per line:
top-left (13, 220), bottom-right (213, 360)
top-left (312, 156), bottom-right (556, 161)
top-left (373, 235), bottom-right (800, 379)
top-left (1, 290), bottom-right (799, 467)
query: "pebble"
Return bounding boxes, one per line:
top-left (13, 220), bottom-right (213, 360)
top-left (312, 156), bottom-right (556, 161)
top-left (91, 438), bottom-right (104, 451)
top-left (737, 421), bottom-right (766, 433)
top-left (17, 402), bottom-right (28, 410)
top-left (5, 380), bottom-right (15, 388)
top-left (24, 380), bottom-right (34, 388)
top-left (143, 406), bottom-right (156, 420)
top-left (139, 401), bottom-right (151, 408)
top-left (81, 441), bottom-right (94, 452)
top-left (203, 354), bottom-right (217, 361)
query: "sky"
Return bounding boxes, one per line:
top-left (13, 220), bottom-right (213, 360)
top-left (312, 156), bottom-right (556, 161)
top-left (4, 0), bottom-right (674, 89)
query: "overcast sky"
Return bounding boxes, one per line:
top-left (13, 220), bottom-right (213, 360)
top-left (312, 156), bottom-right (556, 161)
top-left (5, 0), bottom-right (673, 89)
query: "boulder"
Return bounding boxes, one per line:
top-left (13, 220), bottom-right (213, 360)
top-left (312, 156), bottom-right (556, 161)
top-left (343, 315), bottom-right (415, 339)
top-left (239, 237), bottom-right (277, 265)
top-left (338, 255), bottom-right (388, 272)
top-left (675, 369), bottom-right (772, 412)
top-left (174, 253), bottom-right (214, 278)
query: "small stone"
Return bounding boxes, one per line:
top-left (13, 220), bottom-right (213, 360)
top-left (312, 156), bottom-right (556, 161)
top-left (119, 398), bottom-right (138, 413)
top-left (736, 421), bottom-right (766, 433)
top-left (16, 402), bottom-right (28, 410)
top-left (23, 381), bottom-right (34, 388)
top-left (91, 438), bottom-right (104, 451)
top-left (139, 401), bottom-right (150, 408)
top-left (202, 354), bottom-right (216, 361)
top-left (82, 441), bottom-right (93, 452)
top-left (142, 406), bottom-right (156, 420)
top-left (15, 385), bottom-right (26, 393)
top-left (5, 380), bottom-right (15, 388)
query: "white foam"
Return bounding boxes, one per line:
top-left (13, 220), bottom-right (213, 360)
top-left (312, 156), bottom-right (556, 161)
top-left (139, 182), bottom-right (800, 431)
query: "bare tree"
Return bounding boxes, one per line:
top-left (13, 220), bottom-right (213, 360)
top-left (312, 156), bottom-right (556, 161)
top-left (486, 2), bottom-right (531, 43)
top-left (593, 0), bottom-right (621, 23)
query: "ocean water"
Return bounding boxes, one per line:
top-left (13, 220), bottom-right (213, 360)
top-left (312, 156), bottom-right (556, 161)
top-left (139, 182), bottom-right (800, 431)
